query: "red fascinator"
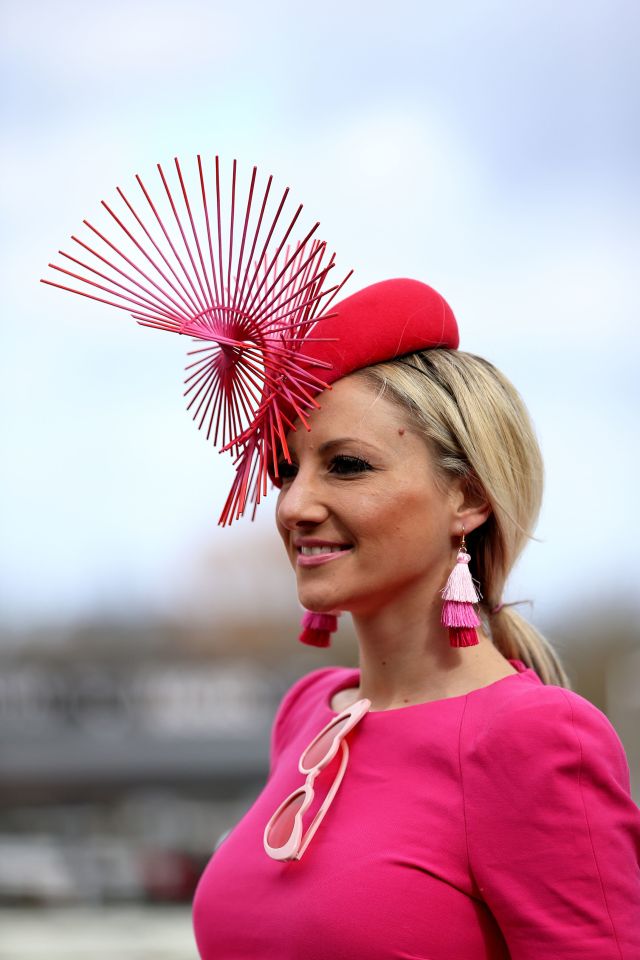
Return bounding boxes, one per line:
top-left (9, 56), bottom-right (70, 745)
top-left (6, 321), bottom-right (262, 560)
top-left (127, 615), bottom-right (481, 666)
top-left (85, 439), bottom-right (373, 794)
top-left (41, 155), bottom-right (458, 525)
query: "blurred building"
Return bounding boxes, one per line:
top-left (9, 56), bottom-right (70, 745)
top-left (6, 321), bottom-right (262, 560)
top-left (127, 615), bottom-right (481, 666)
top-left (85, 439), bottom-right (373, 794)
top-left (0, 605), bottom-right (637, 907)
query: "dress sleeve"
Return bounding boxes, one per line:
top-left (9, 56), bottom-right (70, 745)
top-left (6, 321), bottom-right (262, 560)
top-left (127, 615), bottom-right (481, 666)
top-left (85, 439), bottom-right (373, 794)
top-left (462, 686), bottom-right (640, 959)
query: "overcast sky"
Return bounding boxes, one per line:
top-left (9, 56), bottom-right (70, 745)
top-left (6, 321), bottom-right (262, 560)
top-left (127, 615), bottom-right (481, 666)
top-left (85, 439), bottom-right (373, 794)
top-left (1, 0), bottom-right (638, 634)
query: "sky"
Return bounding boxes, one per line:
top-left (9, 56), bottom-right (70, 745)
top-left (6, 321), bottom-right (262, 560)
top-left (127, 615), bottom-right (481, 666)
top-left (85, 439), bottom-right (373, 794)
top-left (1, 0), bottom-right (639, 635)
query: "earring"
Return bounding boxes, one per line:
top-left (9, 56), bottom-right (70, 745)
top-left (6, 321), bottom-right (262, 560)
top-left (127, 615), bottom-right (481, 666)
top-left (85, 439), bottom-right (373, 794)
top-left (441, 531), bottom-right (481, 647)
top-left (298, 610), bottom-right (341, 647)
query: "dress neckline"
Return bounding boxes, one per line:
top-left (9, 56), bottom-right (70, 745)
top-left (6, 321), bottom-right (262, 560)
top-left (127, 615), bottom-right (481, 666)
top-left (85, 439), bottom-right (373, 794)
top-left (326, 659), bottom-right (534, 716)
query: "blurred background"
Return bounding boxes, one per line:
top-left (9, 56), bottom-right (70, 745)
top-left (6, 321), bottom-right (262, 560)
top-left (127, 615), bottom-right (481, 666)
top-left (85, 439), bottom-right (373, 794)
top-left (1, 0), bottom-right (639, 956)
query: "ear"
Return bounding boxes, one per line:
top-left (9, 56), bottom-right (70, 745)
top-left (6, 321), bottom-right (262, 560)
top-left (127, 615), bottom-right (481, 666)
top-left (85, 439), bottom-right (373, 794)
top-left (448, 475), bottom-right (492, 536)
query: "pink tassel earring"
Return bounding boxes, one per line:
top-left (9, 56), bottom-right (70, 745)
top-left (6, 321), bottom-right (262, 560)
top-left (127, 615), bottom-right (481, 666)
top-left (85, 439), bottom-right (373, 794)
top-left (441, 531), bottom-right (481, 647)
top-left (298, 610), bottom-right (341, 647)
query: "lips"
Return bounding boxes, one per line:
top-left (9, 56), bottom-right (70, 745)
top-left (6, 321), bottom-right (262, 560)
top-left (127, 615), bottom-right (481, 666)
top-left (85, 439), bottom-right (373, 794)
top-left (293, 539), bottom-right (354, 567)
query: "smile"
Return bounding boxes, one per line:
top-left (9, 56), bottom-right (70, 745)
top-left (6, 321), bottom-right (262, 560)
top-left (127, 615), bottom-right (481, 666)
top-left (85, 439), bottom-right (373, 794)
top-left (299, 545), bottom-right (349, 555)
top-left (296, 544), bottom-right (353, 567)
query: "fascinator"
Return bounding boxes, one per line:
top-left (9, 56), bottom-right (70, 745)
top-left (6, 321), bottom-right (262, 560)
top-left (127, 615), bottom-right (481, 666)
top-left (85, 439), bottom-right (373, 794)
top-left (42, 155), bottom-right (460, 644)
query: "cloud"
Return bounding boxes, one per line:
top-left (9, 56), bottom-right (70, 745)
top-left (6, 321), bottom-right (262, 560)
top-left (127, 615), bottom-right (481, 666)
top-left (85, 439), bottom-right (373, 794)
top-left (3, 0), bottom-right (238, 82)
top-left (2, 0), bottom-right (639, 627)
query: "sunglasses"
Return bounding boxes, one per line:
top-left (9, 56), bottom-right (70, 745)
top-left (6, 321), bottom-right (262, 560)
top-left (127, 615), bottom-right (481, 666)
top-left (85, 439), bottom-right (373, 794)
top-left (263, 696), bottom-right (371, 861)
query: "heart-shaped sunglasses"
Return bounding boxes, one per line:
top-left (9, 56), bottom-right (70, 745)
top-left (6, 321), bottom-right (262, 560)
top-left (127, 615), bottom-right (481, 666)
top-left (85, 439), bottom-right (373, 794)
top-left (264, 696), bottom-right (371, 861)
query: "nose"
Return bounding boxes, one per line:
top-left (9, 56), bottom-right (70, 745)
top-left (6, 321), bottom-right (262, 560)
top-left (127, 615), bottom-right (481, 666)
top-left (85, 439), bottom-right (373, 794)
top-left (276, 469), bottom-right (330, 531)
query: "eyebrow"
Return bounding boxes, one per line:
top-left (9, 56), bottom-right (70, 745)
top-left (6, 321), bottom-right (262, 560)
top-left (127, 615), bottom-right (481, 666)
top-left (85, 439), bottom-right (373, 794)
top-left (286, 436), bottom-right (382, 457)
top-left (319, 437), bottom-right (380, 453)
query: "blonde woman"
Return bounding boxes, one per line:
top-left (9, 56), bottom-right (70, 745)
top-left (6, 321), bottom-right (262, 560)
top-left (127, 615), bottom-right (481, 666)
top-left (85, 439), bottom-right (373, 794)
top-left (192, 278), bottom-right (640, 959)
top-left (42, 163), bottom-right (640, 958)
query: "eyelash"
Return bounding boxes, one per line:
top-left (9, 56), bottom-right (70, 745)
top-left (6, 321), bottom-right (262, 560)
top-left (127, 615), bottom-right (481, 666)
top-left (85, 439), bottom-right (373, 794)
top-left (276, 454), bottom-right (373, 482)
top-left (329, 454), bottom-right (373, 475)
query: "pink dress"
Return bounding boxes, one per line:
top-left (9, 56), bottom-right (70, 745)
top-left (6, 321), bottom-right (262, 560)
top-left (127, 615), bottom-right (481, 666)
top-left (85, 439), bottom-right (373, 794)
top-left (192, 659), bottom-right (640, 959)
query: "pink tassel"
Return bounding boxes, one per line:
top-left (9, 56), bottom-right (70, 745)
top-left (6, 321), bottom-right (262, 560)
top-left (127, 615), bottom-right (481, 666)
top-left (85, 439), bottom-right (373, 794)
top-left (441, 600), bottom-right (481, 628)
top-left (441, 552), bottom-right (480, 603)
top-left (441, 551), bottom-right (480, 647)
top-left (298, 610), bottom-right (340, 648)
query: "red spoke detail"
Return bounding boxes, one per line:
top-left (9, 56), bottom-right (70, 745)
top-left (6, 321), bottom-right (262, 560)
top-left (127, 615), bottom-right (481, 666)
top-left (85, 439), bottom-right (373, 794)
top-left (116, 186), bottom-right (200, 319)
top-left (215, 157), bottom-right (226, 310)
top-left (197, 154), bottom-right (223, 324)
top-left (155, 162), bottom-right (208, 314)
top-left (42, 155), bottom-right (352, 521)
top-left (103, 194), bottom-right (198, 317)
top-left (135, 172), bottom-right (204, 316)
top-left (58, 248), bottom-right (186, 324)
top-left (174, 157), bottom-right (216, 317)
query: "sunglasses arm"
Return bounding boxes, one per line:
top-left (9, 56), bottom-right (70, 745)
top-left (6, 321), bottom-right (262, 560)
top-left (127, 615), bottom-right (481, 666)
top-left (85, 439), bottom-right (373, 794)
top-left (295, 738), bottom-right (349, 860)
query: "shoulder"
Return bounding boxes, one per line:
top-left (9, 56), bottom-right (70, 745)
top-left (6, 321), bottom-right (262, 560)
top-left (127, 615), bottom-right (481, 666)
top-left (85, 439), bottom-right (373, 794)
top-left (492, 683), bottom-right (625, 754)
top-left (462, 681), bottom-right (640, 956)
top-left (269, 666), bottom-right (346, 759)
top-left (467, 680), bottom-right (631, 793)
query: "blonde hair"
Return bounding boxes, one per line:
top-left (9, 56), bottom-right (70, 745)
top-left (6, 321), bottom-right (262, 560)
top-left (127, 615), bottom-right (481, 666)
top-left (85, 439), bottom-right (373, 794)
top-left (360, 349), bottom-right (571, 689)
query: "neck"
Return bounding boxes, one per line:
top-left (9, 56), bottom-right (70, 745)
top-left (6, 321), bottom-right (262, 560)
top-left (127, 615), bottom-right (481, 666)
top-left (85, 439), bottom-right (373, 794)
top-left (349, 586), bottom-right (512, 710)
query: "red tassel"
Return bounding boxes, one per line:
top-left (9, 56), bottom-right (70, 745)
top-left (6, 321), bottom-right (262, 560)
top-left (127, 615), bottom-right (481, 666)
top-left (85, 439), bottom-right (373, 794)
top-left (448, 626), bottom-right (480, 647)
top-left (298, 610), bottom-right (339, 648)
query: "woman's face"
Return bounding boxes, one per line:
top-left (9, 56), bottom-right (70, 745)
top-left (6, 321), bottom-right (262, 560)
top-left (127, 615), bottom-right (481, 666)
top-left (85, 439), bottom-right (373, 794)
top-left (275, 374), bottom-right (466, 617)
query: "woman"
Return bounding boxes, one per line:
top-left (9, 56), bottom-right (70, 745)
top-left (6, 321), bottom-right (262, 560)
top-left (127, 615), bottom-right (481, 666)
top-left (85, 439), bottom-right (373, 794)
top-left (42, 160), bottom-right (640, 958)
top-left (192, 278), bottom-right (640, 959)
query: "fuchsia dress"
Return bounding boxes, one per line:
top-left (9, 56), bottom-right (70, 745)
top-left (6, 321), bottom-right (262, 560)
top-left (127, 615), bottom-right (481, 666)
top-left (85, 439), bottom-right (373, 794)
top-left (192, 659), bottom-right (640, 959)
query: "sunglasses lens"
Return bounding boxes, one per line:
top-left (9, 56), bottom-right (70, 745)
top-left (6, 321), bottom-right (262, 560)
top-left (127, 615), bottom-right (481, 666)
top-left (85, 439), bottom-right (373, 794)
top-left (266, 790), bottom-right (305, 849)
top-left (301, 716), bottom-right (350, 769)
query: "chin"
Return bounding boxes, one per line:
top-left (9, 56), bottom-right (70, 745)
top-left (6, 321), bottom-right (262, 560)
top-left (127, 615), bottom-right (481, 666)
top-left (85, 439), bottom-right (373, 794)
top-left (297, 588), bottom-right (346, 613)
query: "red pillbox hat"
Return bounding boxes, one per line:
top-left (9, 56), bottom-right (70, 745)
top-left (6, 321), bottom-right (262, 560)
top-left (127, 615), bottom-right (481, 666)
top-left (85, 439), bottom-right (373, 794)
top-left (289, 276), bottom-right (458, 387)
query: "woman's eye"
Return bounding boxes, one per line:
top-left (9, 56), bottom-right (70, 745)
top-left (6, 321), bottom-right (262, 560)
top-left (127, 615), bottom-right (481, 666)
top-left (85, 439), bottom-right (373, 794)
top-left (275, 455), bottom-right (373, 483)
top-left (276, 460), bottom-right (298, 482)
top-left (328, 455), bottom-right (373, 476)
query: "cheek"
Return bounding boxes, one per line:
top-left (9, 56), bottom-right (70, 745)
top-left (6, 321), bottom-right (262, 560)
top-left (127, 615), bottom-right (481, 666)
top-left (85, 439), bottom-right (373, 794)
top-left (361, 485), bottom-right (448, 555)
top-left (274, 494), bottom-right (289, 547)
top-left (274, 490), bottom-right (305, 573)
top-left (342, 494), bottom-right (404, 555)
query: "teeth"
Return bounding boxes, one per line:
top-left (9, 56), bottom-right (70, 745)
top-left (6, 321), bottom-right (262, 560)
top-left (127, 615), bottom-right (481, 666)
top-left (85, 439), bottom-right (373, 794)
top-left (299, 545), bottom-right (347, 555)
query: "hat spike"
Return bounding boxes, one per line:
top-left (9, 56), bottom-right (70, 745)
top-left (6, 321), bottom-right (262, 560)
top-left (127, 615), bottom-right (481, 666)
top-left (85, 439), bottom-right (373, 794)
top-left (42, 155), bottom-right (351, 520)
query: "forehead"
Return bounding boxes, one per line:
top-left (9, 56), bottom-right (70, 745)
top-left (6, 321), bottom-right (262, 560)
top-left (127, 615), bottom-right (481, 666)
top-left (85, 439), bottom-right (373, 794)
top-left (285, 374), bottom-right (413, 452)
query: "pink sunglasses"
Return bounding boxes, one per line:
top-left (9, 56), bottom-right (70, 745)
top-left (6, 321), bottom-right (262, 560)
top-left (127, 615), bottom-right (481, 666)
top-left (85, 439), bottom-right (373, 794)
top-left (263, 696), bottom-right (371, 861)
